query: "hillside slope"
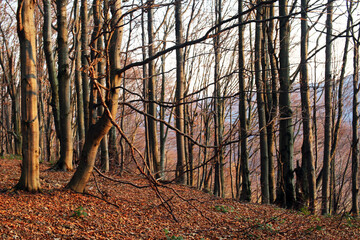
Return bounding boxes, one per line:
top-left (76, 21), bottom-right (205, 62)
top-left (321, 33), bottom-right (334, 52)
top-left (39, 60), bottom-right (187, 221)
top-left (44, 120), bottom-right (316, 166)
top-left (0, 157), bottom-right (359, 239)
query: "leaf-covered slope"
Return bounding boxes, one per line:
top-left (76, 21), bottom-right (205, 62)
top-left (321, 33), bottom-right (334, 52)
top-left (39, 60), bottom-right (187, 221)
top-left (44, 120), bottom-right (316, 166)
top-left (0, 158), bottom-right (358, 239)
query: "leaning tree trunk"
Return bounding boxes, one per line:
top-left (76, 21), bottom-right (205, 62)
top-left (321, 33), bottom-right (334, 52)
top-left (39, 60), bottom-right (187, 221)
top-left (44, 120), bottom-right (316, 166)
top-left (15, 0), bottom-right (41, 192)
top-left (67, 0), bottom-right (123, 193)
top-left (278, 0), bottom-right (295, 209)
top-left (322, 0), bottom-right (333, 215)
top-left (55, 0), bottom-right (73, 171)
top-left (300, 0), bottom-right (316, 213)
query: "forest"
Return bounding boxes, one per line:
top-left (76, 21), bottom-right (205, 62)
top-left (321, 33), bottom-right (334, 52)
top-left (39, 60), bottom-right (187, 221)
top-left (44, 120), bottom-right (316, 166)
top-left (0, 0), bottom-right (360, 238)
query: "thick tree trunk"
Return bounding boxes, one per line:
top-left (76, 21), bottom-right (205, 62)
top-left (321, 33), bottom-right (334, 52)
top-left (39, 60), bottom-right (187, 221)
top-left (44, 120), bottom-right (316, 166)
top-left (175, 0), bottom-right (186, 184)
top-left (16, 0), bottom-right (41, 192)
top-left (278, 0), bottom-right (295, 209)
top-left (67, 0), bottom-right (122, 193)
top-left (322, 0), bottom-right (333, 215)
top-left (55, 0), bottom-right (73, 171)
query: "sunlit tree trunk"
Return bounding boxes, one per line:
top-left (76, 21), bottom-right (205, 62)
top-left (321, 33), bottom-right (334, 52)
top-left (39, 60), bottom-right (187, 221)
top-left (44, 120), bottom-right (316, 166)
top-left (68, 0), bottom-right (123, 192)
top-left (55, 0), bottom-right (73, 171)
top-left (278, 0), bottom-right (295, 209)
top-left (322, 0), bottom-right (333, 215)
top-left (15, 0), bottom-right (40, 192)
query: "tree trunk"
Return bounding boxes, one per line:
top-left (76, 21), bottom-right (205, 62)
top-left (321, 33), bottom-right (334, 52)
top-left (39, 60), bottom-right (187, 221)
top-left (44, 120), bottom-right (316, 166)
top-left (97, 5), bottom-right (110, 172)
top-left (238, 0), bottom-right (251, 202)
top-left (213, 0), bottom-right (225, 198)
top-left (16, 0), bottom-right (41, 192)
top-left (43, 0), bottom-right (61, 147)
top-left (300, 0), bottom-right (316, 212)
top-left (322, 0), bottom-right (333, 215)
top-left (278, 0), bottom-right (295, 209)
top-left (67, 0), bottom-right (123, 193)
top-left (147, 0), bottom-right (160, 178)
top-left (255, 4), bottom-right (269, 204)
top-left (81, 0), bottom-right (90, 133)
top-left (74, 0), bottom-right (85, 153)
top-left (175, 0), bottom-right (186, 184)
top-left (266, 1), bottom-right (278, 204)
top-left (55, 0), bottom-right (73, 171)
top-left (351, 24), bottom-right (360, 216)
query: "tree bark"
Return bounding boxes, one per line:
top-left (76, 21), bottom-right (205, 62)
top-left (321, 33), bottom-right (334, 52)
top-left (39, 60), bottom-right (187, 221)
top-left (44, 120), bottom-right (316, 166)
top-left (15, 0), bottom-right (41, 192)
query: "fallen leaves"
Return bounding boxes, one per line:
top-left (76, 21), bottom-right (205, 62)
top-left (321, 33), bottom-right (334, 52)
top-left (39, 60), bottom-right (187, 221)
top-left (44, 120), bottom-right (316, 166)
top-left (0, 157), bottom-right (359, 239)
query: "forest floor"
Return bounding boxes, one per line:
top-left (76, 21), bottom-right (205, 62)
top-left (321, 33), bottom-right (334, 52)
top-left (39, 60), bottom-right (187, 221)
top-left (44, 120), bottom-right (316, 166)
top-left (0, 157), bottom-right (359, 239)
